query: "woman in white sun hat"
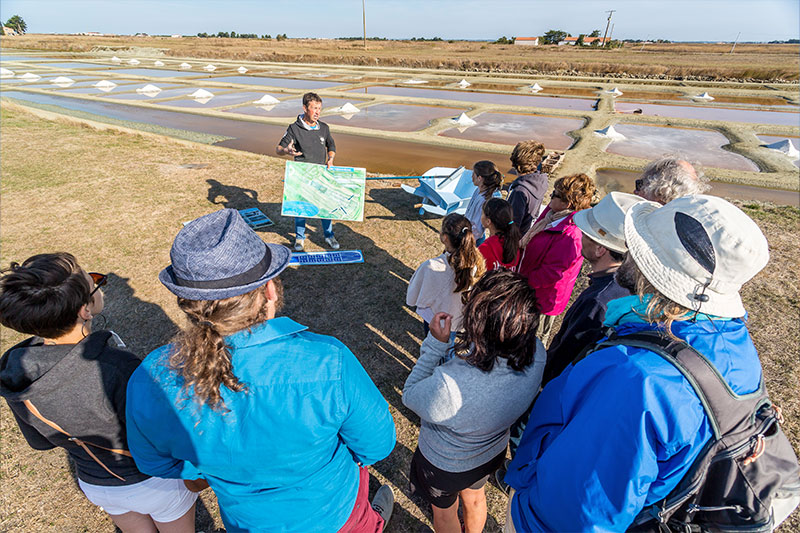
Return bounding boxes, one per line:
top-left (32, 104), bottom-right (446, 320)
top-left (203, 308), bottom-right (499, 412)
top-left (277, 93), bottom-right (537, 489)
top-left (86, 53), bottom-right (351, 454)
top-left (503, 195), bottom-right (799, 532)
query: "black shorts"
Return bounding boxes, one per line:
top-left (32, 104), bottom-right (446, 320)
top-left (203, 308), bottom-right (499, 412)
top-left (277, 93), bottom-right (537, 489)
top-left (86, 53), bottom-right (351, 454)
top-left (409, 447), bottom-right (506, 509)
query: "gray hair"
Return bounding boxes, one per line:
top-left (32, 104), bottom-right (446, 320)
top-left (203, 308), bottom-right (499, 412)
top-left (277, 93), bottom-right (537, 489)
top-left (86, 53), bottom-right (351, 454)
top-left (638, 158), bottom-right (710, 204)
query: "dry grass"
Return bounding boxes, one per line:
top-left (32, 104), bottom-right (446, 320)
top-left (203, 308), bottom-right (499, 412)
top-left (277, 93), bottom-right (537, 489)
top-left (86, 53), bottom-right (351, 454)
top-left (0, 106), bottom-right (798, 532)
top-left (3, 35), bottom-right (799, 81)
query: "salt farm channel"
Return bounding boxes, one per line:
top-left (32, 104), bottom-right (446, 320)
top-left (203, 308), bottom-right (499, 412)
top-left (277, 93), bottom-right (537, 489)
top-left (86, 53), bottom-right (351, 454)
top-left (1, 51), bottom-right (798, 204)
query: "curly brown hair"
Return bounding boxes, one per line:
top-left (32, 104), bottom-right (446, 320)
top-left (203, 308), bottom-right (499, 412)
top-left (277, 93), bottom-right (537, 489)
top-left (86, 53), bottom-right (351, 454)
top-left (553, 173), bottom-right (596, 211)
top-left (510, 141), bottom-right (546, 175)
top-left (171, 280), bottom-right (283, 411)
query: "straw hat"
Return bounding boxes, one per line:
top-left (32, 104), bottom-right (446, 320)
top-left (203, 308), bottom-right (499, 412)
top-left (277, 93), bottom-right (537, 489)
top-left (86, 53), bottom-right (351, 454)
top-left (160, 209), bottom-right (291, 300)
top-left (624, 195), bottom-right (768, 318)
top-left (573, 192), bottom-right (646, 253)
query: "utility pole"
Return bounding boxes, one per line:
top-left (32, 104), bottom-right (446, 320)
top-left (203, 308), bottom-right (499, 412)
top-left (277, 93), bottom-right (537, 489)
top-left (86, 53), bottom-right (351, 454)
top-left (362, 0), bottom-right (367, 50)
top-left (601, 10), bottom-right (615, 47)
top-left (608, 23), bottom-right (615, 44)
top-left (730, 32), bottom-right (740, 54)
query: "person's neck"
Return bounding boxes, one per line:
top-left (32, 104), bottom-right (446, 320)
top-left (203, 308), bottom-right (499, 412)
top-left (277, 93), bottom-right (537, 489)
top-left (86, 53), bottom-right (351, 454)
top-left (487, 225), bottom-right (498, 237)
top-left (590, 259), bottom-right (621, 277)
top-left (301, 114), bottom-right (316, 127)
top-left (43, 320), bottom-right (89, 345)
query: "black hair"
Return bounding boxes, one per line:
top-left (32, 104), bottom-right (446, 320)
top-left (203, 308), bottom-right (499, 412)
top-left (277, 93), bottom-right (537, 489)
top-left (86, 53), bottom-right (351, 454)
top-left (473, 160), bottom-right (503, 200)
top-left (609, 249), bottom-right (626, 262)
top-left (482, 198), bottom-right (521, 265)
top-left (0, 253), bottom-right (92, 339)
top-left (455, 270), bottom-right (540, 372)
top-left (302, 92), bottom-right (322, 107)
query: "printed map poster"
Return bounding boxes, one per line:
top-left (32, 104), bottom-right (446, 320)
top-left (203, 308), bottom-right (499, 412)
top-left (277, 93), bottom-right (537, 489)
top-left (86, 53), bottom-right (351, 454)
top-left (281, 161), bottom-right (366, 222)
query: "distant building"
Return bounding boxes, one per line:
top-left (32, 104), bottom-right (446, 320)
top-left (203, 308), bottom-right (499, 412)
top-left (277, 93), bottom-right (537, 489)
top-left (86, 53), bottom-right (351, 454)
top-left (515, 37), bottom-right (539, 46)
top-left (171, 34), bottom-right (182, 38)
top-left (2, 26), bottom-right (18, 36)
top-left (78, 32), bottom-right (104, 36)
top-left (558, 36), bottom-right (608, 46)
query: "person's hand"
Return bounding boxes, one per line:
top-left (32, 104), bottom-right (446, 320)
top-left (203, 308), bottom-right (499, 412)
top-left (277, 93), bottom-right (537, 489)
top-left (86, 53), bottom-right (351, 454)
top-left (326, 153), bottom-right (335, 169)
top-left (284, 140), bottom-right (303, 157)
top-left (184, 478), bottom-right (209, 492)
top-left (429, 312), bottom-right (452, 343)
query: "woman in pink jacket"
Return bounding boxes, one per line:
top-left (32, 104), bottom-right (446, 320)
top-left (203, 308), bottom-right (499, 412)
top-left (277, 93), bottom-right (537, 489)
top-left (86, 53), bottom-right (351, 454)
top-left (518, 173), bottom-right (596, 345)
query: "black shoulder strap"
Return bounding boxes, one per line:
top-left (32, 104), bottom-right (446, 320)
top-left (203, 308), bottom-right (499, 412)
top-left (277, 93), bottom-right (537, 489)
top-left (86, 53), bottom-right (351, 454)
top-left (585, 330), bottom-right (762, 439)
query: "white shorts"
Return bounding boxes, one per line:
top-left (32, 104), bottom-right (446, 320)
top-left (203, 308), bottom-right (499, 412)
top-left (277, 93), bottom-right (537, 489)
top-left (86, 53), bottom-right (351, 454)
top-left (78, 476), bottom-right (197, 522)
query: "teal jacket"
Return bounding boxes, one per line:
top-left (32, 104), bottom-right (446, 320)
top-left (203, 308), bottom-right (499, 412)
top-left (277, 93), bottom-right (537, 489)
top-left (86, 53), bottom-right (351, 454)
top-left (126, 317), bottom-right (396, 532)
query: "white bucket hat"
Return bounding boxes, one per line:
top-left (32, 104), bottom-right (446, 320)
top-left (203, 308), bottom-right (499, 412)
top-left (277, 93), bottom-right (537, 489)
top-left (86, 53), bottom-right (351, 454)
top-left (624, 195), bottom-right (768, 318)
top-left (573, 191), bottom-right (646, 253)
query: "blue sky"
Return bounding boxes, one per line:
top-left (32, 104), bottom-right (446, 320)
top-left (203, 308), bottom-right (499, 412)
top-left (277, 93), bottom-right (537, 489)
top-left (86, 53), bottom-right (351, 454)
top-left (0, 0), bottom-right (797, 42)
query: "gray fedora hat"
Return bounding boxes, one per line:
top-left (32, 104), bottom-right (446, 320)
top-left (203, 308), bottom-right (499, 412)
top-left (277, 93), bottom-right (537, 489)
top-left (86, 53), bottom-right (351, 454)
top-left (159, 209), bottom-right (291, 300)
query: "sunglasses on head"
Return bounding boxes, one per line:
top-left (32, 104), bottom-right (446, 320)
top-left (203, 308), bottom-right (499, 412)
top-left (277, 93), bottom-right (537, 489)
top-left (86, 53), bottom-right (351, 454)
top-left (634, 178), bottom-right (644, 192)
top-left (88, 272), bottom-right (108, 296)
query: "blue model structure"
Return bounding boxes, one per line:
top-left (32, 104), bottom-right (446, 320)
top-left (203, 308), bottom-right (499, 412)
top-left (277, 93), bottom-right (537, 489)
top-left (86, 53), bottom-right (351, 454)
top-left (238, 208), bottom-right (274, 230)
top-left (289, 250), bottom-right (364, 266)
top-left (400, 166), bottom-right (477, 216)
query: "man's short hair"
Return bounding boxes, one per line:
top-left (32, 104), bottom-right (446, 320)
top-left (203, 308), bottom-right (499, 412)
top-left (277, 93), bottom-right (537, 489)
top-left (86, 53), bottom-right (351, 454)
top-left (302, 92), bottom-right (322, 108)
top-left (0, 253), bottom-right (92, 338)
top-left (510, 141), bottom-right (546, 175)
top-left (638, 158), bottom-right (710, 204)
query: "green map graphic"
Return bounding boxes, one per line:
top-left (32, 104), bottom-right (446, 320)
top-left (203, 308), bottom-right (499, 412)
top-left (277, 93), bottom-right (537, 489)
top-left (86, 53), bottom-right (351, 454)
top-left (281, 161), bottom-right (367, 222)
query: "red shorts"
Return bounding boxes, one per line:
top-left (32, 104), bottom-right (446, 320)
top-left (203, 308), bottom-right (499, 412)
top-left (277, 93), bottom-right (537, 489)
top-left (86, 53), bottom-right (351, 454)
top-left (337, 467), bottom-right (384, 533)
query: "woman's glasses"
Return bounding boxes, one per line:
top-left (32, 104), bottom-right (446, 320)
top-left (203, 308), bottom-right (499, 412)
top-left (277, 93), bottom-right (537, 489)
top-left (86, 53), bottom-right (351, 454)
top-left (88, 272), bottom-right (108, 296)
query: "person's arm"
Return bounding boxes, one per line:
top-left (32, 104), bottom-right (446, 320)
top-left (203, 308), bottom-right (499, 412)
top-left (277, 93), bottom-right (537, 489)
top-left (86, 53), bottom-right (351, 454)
top-left (337, 344), bottom-right (396, 466)
top-left (507, 189), bottom-right (528, 232)
top-left (325, 127), bottom-right (336, 167)
top-left (8, 404), bottom-right (57, 450)
top-left (276, 129), bottom-right (302, 158)
top-left (525, 230), bottom-right (581, 289)
top-left (402, 314), bottom-right (460, 424)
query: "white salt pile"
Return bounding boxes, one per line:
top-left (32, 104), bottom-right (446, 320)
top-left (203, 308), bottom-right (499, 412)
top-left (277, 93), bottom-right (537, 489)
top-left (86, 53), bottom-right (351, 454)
top-left (694, 92), bottom-right (715, 101)
top-left (254, 94), bottom-right (280, 104)
top-left (453, 112), bottom-right (477, 127)
top-left (606, 87), bottom-right (623, 97)
top-left (403, 79), bottom-right (428, 84)
top-left (180, 62), bottom-right (192, 69)
top-left (154, 60), bottom-right (165, 67)
top-left (594, 125), bottom-right (626, 140)
top-left (136, 84), bottom-right (162, 96)
top-left (20, 72), bottom-right (41, 81)
top-left (128, 59), bottom-right (140, 65)
top-left (1, 67), bottom-right (15, 78)
top-left (336, 102), bottom-right (361, 114)
top-left (765, 139), bottom-right (799, 160)
top-left (237, 66), bottom-right (248, 74)
top-left (203, 64), bottom-right (216, 72)
top-left (190, 88), bottom-right (214, 99)
top-left (457, 79), bottom-right (471, 88)
top-left (51, 76), bottom-right (75, 87)
top-left (94, 80), bottom-right (118, 92)
top-left (111, 56), bottom-right (122, 63)
top-left (528, 83), bottom-right (543, 92)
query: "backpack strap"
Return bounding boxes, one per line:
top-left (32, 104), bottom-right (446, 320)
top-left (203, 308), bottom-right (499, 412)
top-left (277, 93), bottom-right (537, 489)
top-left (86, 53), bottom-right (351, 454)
top-left (587, 330), bottom-right (763, 440)
top-left (22, 399), bottom-right (131, 482)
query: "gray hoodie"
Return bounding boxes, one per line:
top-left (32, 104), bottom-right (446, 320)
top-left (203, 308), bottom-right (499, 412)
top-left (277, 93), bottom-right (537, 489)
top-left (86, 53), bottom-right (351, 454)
top-left (403, 334), bottom-right (545, 472)
top-left (508, 171), bottom-right (549, 234)
top-left (0, 331), bottom-right (150, 486)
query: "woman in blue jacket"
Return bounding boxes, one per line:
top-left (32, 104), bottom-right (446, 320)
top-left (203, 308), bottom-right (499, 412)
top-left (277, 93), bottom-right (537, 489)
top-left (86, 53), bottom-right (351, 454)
top-left (126, 209), bottom-right (396, 532)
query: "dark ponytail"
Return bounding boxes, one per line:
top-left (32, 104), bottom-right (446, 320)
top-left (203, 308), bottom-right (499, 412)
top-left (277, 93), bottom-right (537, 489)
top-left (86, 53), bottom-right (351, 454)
top-left (441, 213), bottom-right (486, 293)
top-left (483, 198), bottom-right (521, 265)
top-left (473, 160), bottom-right (503, 200)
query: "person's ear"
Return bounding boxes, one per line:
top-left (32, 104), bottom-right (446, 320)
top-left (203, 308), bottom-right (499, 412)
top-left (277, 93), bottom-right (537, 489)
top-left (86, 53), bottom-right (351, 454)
top-left (78, 304), bottom-right (93, 321)
top-left (596, 245), bottom-right (610, 260)
top-left (265, 280), bottom-right (278, 303)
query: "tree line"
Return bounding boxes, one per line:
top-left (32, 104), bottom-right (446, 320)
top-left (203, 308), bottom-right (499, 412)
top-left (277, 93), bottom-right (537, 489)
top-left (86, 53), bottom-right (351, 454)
top-left (196, 32), bottom-right (287, 40)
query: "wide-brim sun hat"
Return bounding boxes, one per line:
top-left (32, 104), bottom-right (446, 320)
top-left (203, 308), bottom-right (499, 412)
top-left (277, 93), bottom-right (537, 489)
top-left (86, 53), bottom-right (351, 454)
top-left (573, 191), bottom-right (646, 253)
top-left (624, 195), bottom-right (769, 318)
top-left (159, 208), bottom-right (291, 300)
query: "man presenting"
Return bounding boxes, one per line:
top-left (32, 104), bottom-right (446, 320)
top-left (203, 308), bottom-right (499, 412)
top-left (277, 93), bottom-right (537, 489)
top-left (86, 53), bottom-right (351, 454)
top-left (276, 92), bottom-right (339, 251)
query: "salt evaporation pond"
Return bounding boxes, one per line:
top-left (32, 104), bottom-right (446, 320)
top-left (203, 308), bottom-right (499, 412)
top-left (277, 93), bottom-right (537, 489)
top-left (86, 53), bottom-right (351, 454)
top-left (348, 86), bottom-right (598, 111)
top-left (614, 101), bottom-right (799, 126)
top-left (537, 87), bottom-right (603, 98)
top-left (596, 168), bottom-right (796, 205)
top-left (0, 55), bottom-right (51, 61)
top-left (96, 85), bottom-right (185, 99)
top-left (224, 97), bottom-right (355, 118)
top-left (605, 124), bottom-right (759, 171)
top-left (439, 113), bottom-right (583, 149)
top-left (131, 86), bottom-right (219, 99)
top-left (1, 90), bottom-right (506, 175)
top-left (36, 62), bottom-right (116, 70)
top-left (105, 68), bottom-right (202, 78)
top-left (198, 75), bottom-right (346, 90)
top-left (154, 91), bottom-right (271, 108)
top-left (699, 94), bottom-right (795, 107)
top-left (324, 104), bottom-right (467, 131)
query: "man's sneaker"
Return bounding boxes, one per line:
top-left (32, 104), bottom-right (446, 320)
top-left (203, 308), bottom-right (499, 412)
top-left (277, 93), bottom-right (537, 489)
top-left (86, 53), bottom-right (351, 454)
top-left (494, 459), bottom-right (510, 495)
top-left (294, 238), bottom-right (305, 252)
top-left (371, 484), bottom-right (394, 530)
top-left (325, 236), bottom-right (340, 250)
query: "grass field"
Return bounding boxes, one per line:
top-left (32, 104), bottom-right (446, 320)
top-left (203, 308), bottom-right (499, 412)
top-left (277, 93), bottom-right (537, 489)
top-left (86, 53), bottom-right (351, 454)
top-left (0, 105), bottom-right (798, 532)
top-left (3, 34), bottom-right (799, 81)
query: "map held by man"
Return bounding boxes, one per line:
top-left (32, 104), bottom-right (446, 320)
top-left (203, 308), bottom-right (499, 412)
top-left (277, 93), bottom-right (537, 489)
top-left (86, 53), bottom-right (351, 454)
top-left (281, 161), bottom-right (366, 221)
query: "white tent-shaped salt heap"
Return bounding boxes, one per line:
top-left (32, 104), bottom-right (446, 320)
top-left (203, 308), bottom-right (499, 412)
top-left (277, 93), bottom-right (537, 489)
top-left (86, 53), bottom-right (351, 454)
top-left (51, 76), bottom-right (75, 88)
top-left (764, 139), bottom-right (800, 160)
top-left (528, 83), bottom-right (543, 92)
top-left (595, 125), bottom-right (626, 141)
top-left (136, 84), bottom-right (162, 97)
top-left (203, 64), bottom-right (216, 72)
top-left (403, 79), bottom-right (428, 84)
top-left (253, 94), bottom-right (280, 111)
top-left (94, 80), bottom-right (117, 92)
top-left (457, 79), bottom-right (471, 88)
top-left (128, 58), bottom-right (140, 65)
top-left (0, 67), bottom-right (14, 78)
top-left (154, 60), bottom-right (165, 67)
top-left (180, 62), bottom-right (192, 69)
top-left (694, 92), bottom-right (715, 101)
top-left (111, 56), bottom-right (122, 64)
top-left (20, 72), bottom-right (41, 81)
top-left (453, 112), bottom-right (477, 127)
top-left (334, 102), bottom-right (361, 120)
top-left (189, 89), bottom-right (214, 104)
top-left (606, 87), bottom-right (623, 97)
top-left (237, 66), bottom-right (248, 74)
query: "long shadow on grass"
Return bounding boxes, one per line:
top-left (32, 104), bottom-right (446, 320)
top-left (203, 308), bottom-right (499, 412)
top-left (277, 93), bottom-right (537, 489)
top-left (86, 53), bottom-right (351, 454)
top-left (367, 187), bottom-right (442, 234)
top-left (206, 178), bottom-right (293, 241)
